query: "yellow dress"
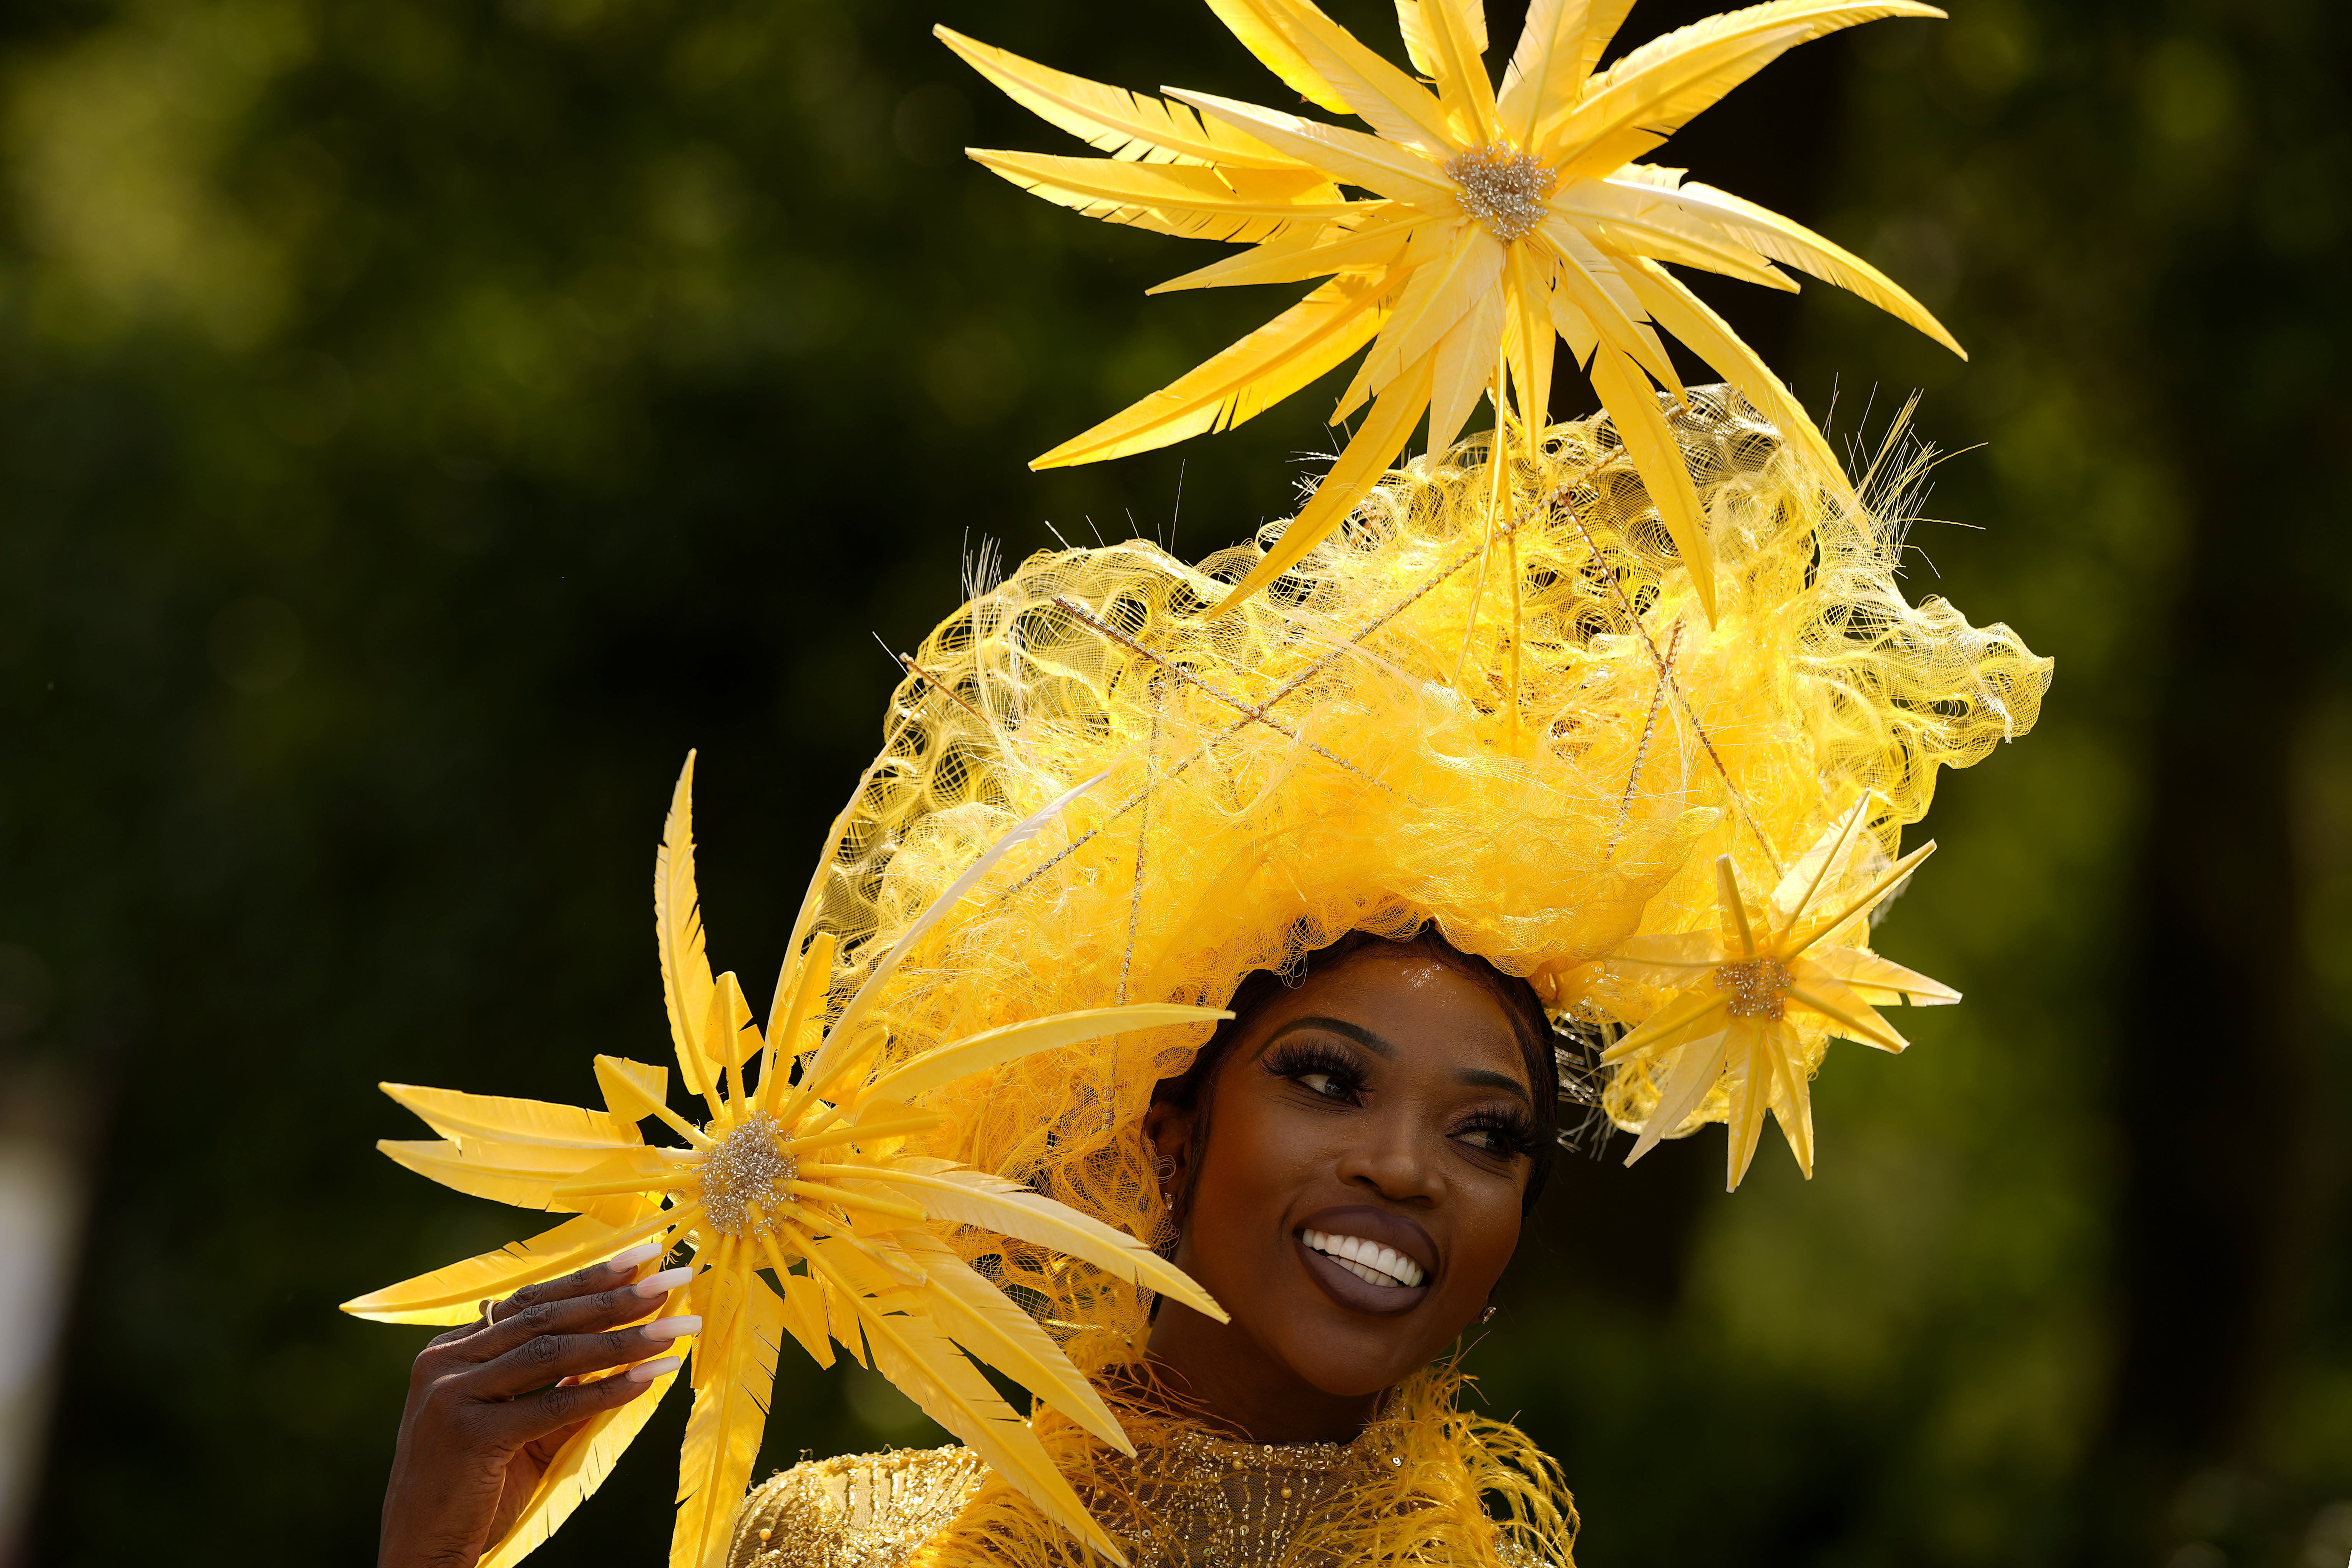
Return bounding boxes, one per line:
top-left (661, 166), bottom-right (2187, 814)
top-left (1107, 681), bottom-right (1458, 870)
top-left (726, 1410), bottom-right (1563, 1568)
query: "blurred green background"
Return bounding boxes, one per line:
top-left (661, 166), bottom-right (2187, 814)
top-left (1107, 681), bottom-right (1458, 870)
top-left (2, 0), bottom-right (2345, 1563)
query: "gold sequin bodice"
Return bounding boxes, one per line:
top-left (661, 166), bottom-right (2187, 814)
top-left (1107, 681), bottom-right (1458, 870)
top-left (727, 1429), bottom-right (1544, 1568)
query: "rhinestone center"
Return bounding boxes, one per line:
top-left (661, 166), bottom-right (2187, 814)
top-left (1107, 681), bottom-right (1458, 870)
top-left (1716, 957), bottom-right (1791, 1020)
top-left (1443, 143), bottom-right (1557, 242)
top-left (698, 1112), bottom-right (798, 1237)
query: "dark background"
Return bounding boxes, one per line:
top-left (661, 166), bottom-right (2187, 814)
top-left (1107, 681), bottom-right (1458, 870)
top-left (3, 0), bottom-right (2347, 1563)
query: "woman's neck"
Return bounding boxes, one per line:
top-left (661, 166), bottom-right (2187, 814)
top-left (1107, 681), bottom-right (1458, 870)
top-left (1141, 1302), bottom-right (1381, 1445)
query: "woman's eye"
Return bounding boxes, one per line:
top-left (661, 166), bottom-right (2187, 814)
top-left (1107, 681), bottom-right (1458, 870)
top-left (1298, 1071), bottom-right (1345, 1098)
top-left (1457, 1127), bottom-right (1503, 1152)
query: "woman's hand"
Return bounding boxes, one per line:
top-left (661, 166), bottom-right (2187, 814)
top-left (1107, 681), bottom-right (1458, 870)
top-left (378, 1241), bottom-right (699, 1568)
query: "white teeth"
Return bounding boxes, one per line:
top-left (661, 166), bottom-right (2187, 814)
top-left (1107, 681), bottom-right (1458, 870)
top-left (1300, 1229), bottom-right (1426, 1288)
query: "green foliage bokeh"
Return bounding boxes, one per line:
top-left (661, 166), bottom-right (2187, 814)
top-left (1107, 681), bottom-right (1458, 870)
top-left (2, 0), bottom-right (2345, 1565)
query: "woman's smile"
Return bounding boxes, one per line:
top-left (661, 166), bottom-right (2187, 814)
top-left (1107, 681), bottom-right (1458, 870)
top-left (1296, 1205), bottom-right (1437, 1312)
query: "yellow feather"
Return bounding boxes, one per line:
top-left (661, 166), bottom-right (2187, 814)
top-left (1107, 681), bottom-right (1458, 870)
top-left (896, 1232), bottom-right (1133, 1455)
top-left (1569, 176), bottom-right (1798, 290)
top-left (1254, 0), bottom-right (1459, 153)
top-left (476, 1356), bottom-right (682, 1568)
top-left (1549, 293), bottom-right (1598, 366)
top-left (1351, 226), bottom-right (1503, 400)
top-left (856, 1298), bottom-right (1125, 1564)
top-left (771, 1259), bottom-right (833, 1368)
top-left (705, 973), bottom-right (758, 1067)
top-left (380, 1082), bottom-right (642, 1152)
top-left (1786, 974), bottom-right (1909, 1052)
top-left (656, 752), bottom-right (720, 1104)
top-left (1496, 0), bottom-right (1640, 143)
top-left (1808, 947), bottom-right (1961, 1007)
top-left (1623, 1024), bottom-right (1730, 1165)
top-left (1576, 337), bottom-right (1717, 622)
top-left (1547, 2), bottom-right (1944, 169)
top-left (1768, 1037), bottom-right (1817, 1177)
top-left (593, 1054), bottom-right (713, 1149)
top-left (594, 1057), bottom-right (668, 1123)
top-left (866, 1004), bottom-right (1228, 1107)
top-left (1214, 349), bottom-right (1434, 615)
top-left (1405, 0), bottom-right (1500, 144)
top-left (756, 930), bottom-right (834, 1116)
top-left (1620, 255), bottom-right (1846, 491)
top-left (1164, 89), bottom-right (1456, 211)
top-left (1037, 271), bottom-right (1395, 468)
top-left (1396, 0), bottom-right (1487, 80)
top-left (670, 1269), bottom-right (787, 1568)
top-left (1425, 289), bottom-right (1506, 456)
top-left (1790, 840), bottom-right (1938, 954)
top-left (854, 1165), bottom-right (1226, 1322)
top-left (966, 149), bottom-right (1353, 244)
top-left (1503, 249), bottom-right (1556, 444)
top-left (1146, 209), bottom-right (1419, 294)
top-left (1768, 795), bottom-right (1874, 926)
top-left (1542, 220), bottom-right (1681, 392)
top-left (341, 1209), bottom-right (679, 1324)
top-left (935, 27), bottom-right (1301, 169)
top-left (1721, 1018), bottom-right (1772, 1189)
top-left (1657, 179), bottom-right (1965, 356)
top-left (1203, 0), bottom-right (1353, 115)
top-left (375, 1138), bottom-right (614, 1210)
top-left (1603, 981), bottom-right (1732, 1061)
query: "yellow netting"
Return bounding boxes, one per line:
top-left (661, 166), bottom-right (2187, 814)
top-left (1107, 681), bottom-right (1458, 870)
top-left (798, 386), bottom-right (2048, 1368)
top-left (909, 1364), bottom-right (1577, 1568)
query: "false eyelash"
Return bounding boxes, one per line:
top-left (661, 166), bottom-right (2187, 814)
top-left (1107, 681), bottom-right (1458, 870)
top-left (1261, 1038), bottom-right (1369, 1098)
top-left (1453, 1105), bottom-right (1544, 1160)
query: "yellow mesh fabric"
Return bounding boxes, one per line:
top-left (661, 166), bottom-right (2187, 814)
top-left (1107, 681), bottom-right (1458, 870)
top-left (798, 386), bottom-right (2048, 1369)
top-left (909, 1364), bottom-right (1577, 1568)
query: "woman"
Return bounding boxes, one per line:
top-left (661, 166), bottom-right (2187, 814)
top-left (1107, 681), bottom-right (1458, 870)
top-left (360, 5), bottom-right (2054, 1560)
top-left (380, 928), bottom-right (1574, 1567)
top-left (368, 379), bottom-right (2048, 1568)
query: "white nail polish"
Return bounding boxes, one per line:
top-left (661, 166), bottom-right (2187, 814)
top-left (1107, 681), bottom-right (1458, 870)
top-left (606, 1242), bottom-right (664, 1273)
top-left (626, 1355), bottom-right (683, 1384)
top-left (633, 1265), bottom-right (694, 1299)
top-left (642, 1315), bottom-right (702, 1342)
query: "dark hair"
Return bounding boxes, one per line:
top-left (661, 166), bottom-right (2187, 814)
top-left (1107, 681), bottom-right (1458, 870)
top-left (1151, 927), bottom-right (1559, 1226)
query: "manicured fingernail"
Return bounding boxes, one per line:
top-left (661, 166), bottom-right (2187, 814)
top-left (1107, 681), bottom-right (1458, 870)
top-left (606, 1242), bottom-right (664, 1274)
top-left (626, 1355), bottom-right (682, 1384)
top-left (634, 1266), bottom-right (694, 1299)
top-left (642, 1315), bottom-right (701, 1342)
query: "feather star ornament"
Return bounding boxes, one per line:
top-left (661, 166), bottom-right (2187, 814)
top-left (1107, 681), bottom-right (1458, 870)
top-left (343, 753), bottom-right (1230, 1568)
top-left (944, 0), bottom-right (1963, 623)
top-left (1600, 797), bottom-right (1960, 1190)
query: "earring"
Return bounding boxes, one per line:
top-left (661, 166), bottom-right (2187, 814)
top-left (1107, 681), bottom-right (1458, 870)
top-left (1152, 1152), bottom-right (1178, 1199)
top-left (1481, 1305), bottom-right (1497, 1324)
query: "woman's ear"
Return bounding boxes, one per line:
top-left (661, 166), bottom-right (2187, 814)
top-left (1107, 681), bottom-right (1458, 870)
top-left (1141, 1099), bottom-right (1194, 1208)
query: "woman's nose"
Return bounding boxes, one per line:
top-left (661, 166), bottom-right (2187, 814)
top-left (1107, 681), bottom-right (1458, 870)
top-left (1335, 1115), bottom-right (1444, 1204)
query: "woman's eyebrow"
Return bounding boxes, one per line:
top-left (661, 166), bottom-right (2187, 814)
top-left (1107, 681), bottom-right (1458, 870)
top-left (1457, 1067), bottom-right (1531, 1104)
top-left (1258, 1016), bottom-right (1395, 1059)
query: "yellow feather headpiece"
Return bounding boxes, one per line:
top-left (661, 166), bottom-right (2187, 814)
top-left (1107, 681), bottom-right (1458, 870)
top-left (945, 0), bottom-right (1962, 622)
top-left (838, 390), bottom-right (2045, 1244)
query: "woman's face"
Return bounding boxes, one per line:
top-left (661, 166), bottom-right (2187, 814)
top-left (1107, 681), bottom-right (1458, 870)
top-left (1145, 946), bottom-right (1539, 1408)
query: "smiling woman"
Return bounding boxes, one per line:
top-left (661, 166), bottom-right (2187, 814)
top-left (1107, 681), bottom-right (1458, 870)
top-left (361, 1), bottom-right (2048, 1564)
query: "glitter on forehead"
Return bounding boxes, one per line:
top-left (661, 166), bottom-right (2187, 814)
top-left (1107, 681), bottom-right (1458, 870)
top-left (1442, 143), bottom-right (1557, 243)
top-left (698, 1112), bottom-right (798, 1237)
top-left (1715, 957), bottom-right (1791, 1020)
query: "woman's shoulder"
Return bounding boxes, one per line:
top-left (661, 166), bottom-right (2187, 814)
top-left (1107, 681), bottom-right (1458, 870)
top-left (727, 1444), bottom-right (987, 1568)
